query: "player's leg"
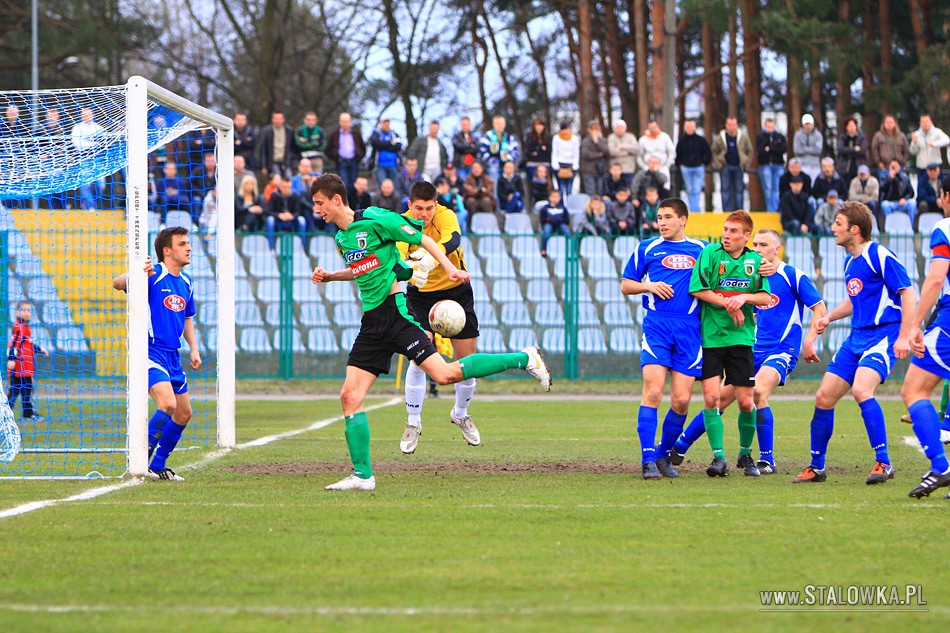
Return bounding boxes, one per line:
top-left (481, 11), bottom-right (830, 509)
top-left (421, 346), bottom-right (550, 390)
top-left (146, 380), bottom-right (177, 471)
top-left (638, 364), bottom-right (669, 479)
top-left (673, 383), bottom-right (735, 461)
top-left (402, 353), bottom-right (428, 454)
top-left (326, 365), bottom-right (379, 491)
top-left (792, 371), bottom-right (851, 483)
top-left (901, 364), bottom-right (950, 497)
top-left (21, 376), bottom-right (35, 419)
top-left (752, 365), bottom-right (782, 473)
top-left (699, 351), bottom-right (731, 476)
top-left (448, 337), bottom-right (480, 446)
top-left (149, 387), bottom-right (192, 481)
top-left (7, 375), bottom-right (22, 416)
top-left (654, 371), bottom-right (697, 477)
top-left (734, 383), bottom-right (760, 477)
top-left (853, 361), bottom-right (894, 485)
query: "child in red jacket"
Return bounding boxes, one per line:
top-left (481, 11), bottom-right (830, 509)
top-left (7, 301), bottom-right (49, 420)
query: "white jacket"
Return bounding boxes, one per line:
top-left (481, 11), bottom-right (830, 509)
top-left (551, 133), bottom-right (580, 170)
top-left (910, 126), bottom-right (950, 170)
top-left (636, 132), bottom-right (675, 171)
top-left (70, 121), bottom-right (104, 151)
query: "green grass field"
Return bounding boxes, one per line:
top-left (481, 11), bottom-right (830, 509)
top-left (0, 395), bottom-right (948, 632)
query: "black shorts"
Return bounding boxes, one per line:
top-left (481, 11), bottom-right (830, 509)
top-left (701, 344), bottom-right (756, 387)
top-left (347, 293), bottom-right (439, 376)
top-left (406, 283), bottom-right (480, 339)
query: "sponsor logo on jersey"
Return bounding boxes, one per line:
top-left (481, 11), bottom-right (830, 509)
top-left (163, 295), bottom-right (186, 312)
top-left (661, 254), bottom-right (696, 269)
top-left (401, 224), bottom-right (417, 235)
top-left (761, 293), bottom-right (780, 309)
top-left (847, 278), bottom-right (863, 296)
top-left (349, 253), bottom-right (381, 276)
top-left (721, 278), bottom-right (751, 289)
top-left (344, 249), bottom-right (368, 263)
top-left (744, 260), bottom-right (756, 276)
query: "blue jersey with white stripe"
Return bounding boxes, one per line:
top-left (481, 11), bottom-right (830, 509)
top-left (842, 241), bottom-right (911, 330)
top-left (622, 237), bottom-right (707, 317)
top-left (929, 218), bottom-right (950, 327)
top-left (148, 263), bottom-right (196, 351)
top-left (754, 262), bottom-right (823, 353)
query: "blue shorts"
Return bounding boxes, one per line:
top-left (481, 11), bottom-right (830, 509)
top-left (148, 347), bottom-right (188, 394)
top-left (910, 322), bottom-right (950, 381)
top-left (753, 347), bottom-right (798, 386)
top-left (827, 324), bottom-right (899, 384)
top-left (640, 314), bottom-right (703, 377)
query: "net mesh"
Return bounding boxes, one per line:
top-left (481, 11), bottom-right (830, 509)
top-left (0, 84), bottom-right (220, 478)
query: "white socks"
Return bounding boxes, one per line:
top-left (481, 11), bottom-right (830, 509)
top-left (453, 378), bottom-right (476, 419)
top-left (405, 361), bottom-right (426, 427)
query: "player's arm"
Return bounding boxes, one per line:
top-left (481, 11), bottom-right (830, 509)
top-left (909, 258), bottom-right (950, 357)
top-left (894, 285), bottom-right (918, 360)
top-left (183, 317), bottom-right (202, 370)
top-left (621, 278), bottom-right (673, 300)
top-left (802, 300), bottom-right (827, 363)
top-left (689, 289), bottom-right (729, 309)
top-left (311, 267), bottom-right (355, 283)
top-left (818, 296), bottom-right (853, 334)
top-left (688, 247), bottom-right (725, 306)
top-left (418, 234), bottom-right (469, 284)
top-left (112, 257), bottom-right (155, 292)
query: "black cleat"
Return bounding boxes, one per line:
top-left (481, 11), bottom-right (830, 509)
top-left (908, 470), bottom-right (950, 498)
top-left (737, 454), bottom-right (760, 477)
top-left (642, 461), bottom-right (662, 480)
top-left (655, 457), bottom-right (679, 478)
top-left (669, 448), bottom-right (684, 466)
top-left (866, 461), bottom-right (895, 485)
top-left (756, 460), bottom-right (778, 475)
top-left (706, 457), bottom-right (729, 477)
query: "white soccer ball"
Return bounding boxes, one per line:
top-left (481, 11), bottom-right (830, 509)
top-left (428, 300), bottom-right (466, 337)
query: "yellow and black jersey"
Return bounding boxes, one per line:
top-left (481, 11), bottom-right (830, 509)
top-left (398, 204), bottom-right (467, 293)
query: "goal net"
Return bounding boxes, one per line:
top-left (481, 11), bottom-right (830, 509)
top-left (0, 77), bottom-right (235, 479)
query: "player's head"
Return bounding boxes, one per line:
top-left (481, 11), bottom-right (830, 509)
top-left (16, 300), bottom-right (31, 321)
top-left (833, 201), bottom-right (872, 246)
top-left (752, 228), bottom-right (782, 262)
top-left (408, 181), bottom-right (438, 226)
top-left (657, 198), bottom-right (688, 240)
top-left (154, 227), bottom-right (191, 266)
top-left (310, 173), bottom-right (348, 221)
top-left (722, 210), bottom-right (753, 253)
top-left (940, 175), bottom-right (950, 217)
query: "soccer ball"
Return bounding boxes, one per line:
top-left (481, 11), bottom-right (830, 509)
top-left (428, 300), bottom-right (466, 337)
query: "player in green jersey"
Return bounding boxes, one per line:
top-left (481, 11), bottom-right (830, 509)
top-left (689, 211), bottom-right (772, 477)
top-left (308, 174), bottom-right (552, 491)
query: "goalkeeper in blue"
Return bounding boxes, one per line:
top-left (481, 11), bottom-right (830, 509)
top-left (669, 228), bottom-right (825, 473)
top-left (113, 227), bottom-right (201, 481)
top-left (902, 176), bottom-right (950, 499)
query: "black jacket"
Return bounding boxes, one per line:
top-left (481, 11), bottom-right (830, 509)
top-left (496, 174), bottom-right (524, 201)
top-left (265, 192), bottom-right (304, 218)
top-left (451, 131), bottom-right (479, 168)
top-left (880, 172), bottom-right (915, 202)
top-left (522, 132), bottom-right (551, 165)
top-left (780, 190), bottom-right (813, 230)
top-left (812, 173), bottom-right (847, 201)
top-left (675, 133), bottom-right (712, 168)
top-left (233, 124), bottom-right (259, 169)
top-left (779, 171), bottom-right (813, 198)
top-left (259, 123), bottom-right (298, 169)
top-left (756, 130), bottom-right (788, 166)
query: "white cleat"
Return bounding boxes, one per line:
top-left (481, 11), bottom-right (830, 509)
top-left (523, 346), bottom-right (552, 392)
top-left (400, 424), bottom-right (422, 454)
top-left (942, 429), bottom-right (950, 445)
top-left (450, 411), bottom-right (481, 446)
top-left (147, 467), bottom-right (185, 482)
top-left (325, 474), bottom-right (376, 491)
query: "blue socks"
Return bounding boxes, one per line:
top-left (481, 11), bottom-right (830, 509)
top-left (810, 407), bottom-right (834, 470)
top-left (757, 407), bottom-right (775, 465)
top-left (908, 400), bottom-right (950, 474)
top-left (637, 406), bottom-right (658, 463)
top-left (150, 418), bottom-right (187, 471)
top-left (656, 410), bottom-right (687, 459)
top-left (148, 409), bottom-right (172, 452)
top-left (859, 398), bottom-right (889, 464)
top-left (673, 411), bottom-right (708, 456)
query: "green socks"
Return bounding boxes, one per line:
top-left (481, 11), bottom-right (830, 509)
top-left (704, 408), bottom-right (725, 459)
top-left (738, 408), bottom-right (757, 457)
top-left (345, 411), bottom-right (372, 479)
top-left (459, 352), bottom-right (529, 380)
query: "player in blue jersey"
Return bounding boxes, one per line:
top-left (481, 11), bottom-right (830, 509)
top-left (113, 227), bottom-right (201, 481)
top-left (902, 174), bottom-right (950, 498)
top-left (670, 228), bottom-right (826, 473)
top-left (793, 202), bottom-right (916, 485)
top-left (621, 198), bottom-right (708, 479)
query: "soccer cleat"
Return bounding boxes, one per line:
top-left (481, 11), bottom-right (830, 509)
top-left (668, 447), bottom-right (685, 466)
top-left (908, 470), bottom-right (950, 499)
top-left (941, 429), bottom-right (950, 445)
top-left (148, 467), bottom-right (184, 482)
top-left (792, 466), bottom-right (827, 483)
top-left (400, 424), bottom-right (422, 454)
top-left (325, 475), bottom-right (376, 491)
top-left (655, 457), bottom-right (679, 478)
top-left (756, 460), bottom-right (778, 475)
top-left (523, 346), bottom-right (552, 392)
top-left (428, 382), bottom-right (439, 398)
top-left (450, 411), bottom-right (480, 446)
top-left (706, 457), bottom-right (729, 477)
top-left (866, 461), bottom-right (895, 485)
top-left (900, 413), bottom-right (912, 424)
top-left (737, 454), bottom-right (760, 477)
top-left (642, 461), bottom-right (661, 480)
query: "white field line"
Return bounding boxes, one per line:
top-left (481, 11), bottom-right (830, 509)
top-left (903, 436), bottom-right (926, 455)
top-left (0, 398), bottom-right (401, 521)
top-left (89, 500), bottom-right (857, 510)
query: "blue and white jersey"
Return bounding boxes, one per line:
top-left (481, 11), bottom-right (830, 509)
top-left (622, 237), bottom-right (707, 317)
top-left (755, 262), bottom-right (823, 353)
top-left (929, 218), bottom-right (950, 327)
top-left (148, 263), bottom-right (196, 351)
top-left (843, 241), bottom-right (911, 330)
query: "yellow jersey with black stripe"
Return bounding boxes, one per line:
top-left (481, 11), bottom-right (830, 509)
top-left (398, 204), bottom-right (467, 293)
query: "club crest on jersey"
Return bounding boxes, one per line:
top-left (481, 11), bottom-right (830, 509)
top-left (662, 254), bottom-right (696, 269)
top-left (401, 224), bottom-right (417, 235)
top-left (357, 236), bottom-right (367, 249)
top-left (163, 295), bottom-right (186, 312)
top-left (719, 262), bottom-right (726, 275)
top-left (744, 260), bottom-right (756, 276)
top-left (847, 278), bottom-right (863, 296)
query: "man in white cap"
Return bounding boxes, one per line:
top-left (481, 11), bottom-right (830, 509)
top-left (794, 114), bottom-right (824, 184)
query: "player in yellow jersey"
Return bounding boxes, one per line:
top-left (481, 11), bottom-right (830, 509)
top-left (398, 180), bottom-right (481, 453)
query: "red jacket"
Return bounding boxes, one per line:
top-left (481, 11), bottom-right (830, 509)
top-left (8, 319), bottom-right (44, 378)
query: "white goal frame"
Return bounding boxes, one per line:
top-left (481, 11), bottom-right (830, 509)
top-left (125, 76), bottom-right (235, 477)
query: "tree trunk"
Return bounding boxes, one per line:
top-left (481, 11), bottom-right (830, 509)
top-left (478, 0), bottom-right (522, 133)
top-left (861, 0), bottom-right (880, 137)
top-left (727, 11), bottom-right (738, 119)
top-left (577, 0), bottom-right (597, 127)
top-left (631, 0), bottom-right (650, 130)
top-left (382, 0), bottom-right (416, 142)
top-left (879, 0), bottom-right (893, 87)
top-left (740, 0), bottom-right (763, 211)
top-left (677, 23), bottom-right (686, 135)
top-left (517, 6), bottom-right (552, 127)
top-left (603, 0), bottom-right (636, 126)
top-left (835, 1), bottom-right (850, 127)
top-left (786, 52), bottom-right (802, 148)
top-left (809, 61), bottom-right (823, 132)
top-left (560, 6), bottom-right (584, 113)
top-left (906, 0), bottom-right (929, 59)
top-left (650, 0), bottom-right (665, 121)
top-left (701, 19), bottom-right (720, 211)
top-left (661, 0), bottom-right (676, 136)
top-left (470, 11), bottom-right (490, 128)
top-left (599, 42), bottom-right (613, 130)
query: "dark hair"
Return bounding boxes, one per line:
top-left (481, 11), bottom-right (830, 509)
top-left (843, 116), bottom-right (858, 129)
top-left (154, 227), bottom-right (189, 263)
top-left (310, 173), bottom-right (348, 206)
top-left (409, 180), bottom-right (437, 202)
top-left (836, 201), bottom-right (873, 240)
top-left (17, 299), bottom-right (31, 309)
top-left (659, 197), bottom-right (689, 218)
top-left (941, 175), bottom-right (950, 197)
